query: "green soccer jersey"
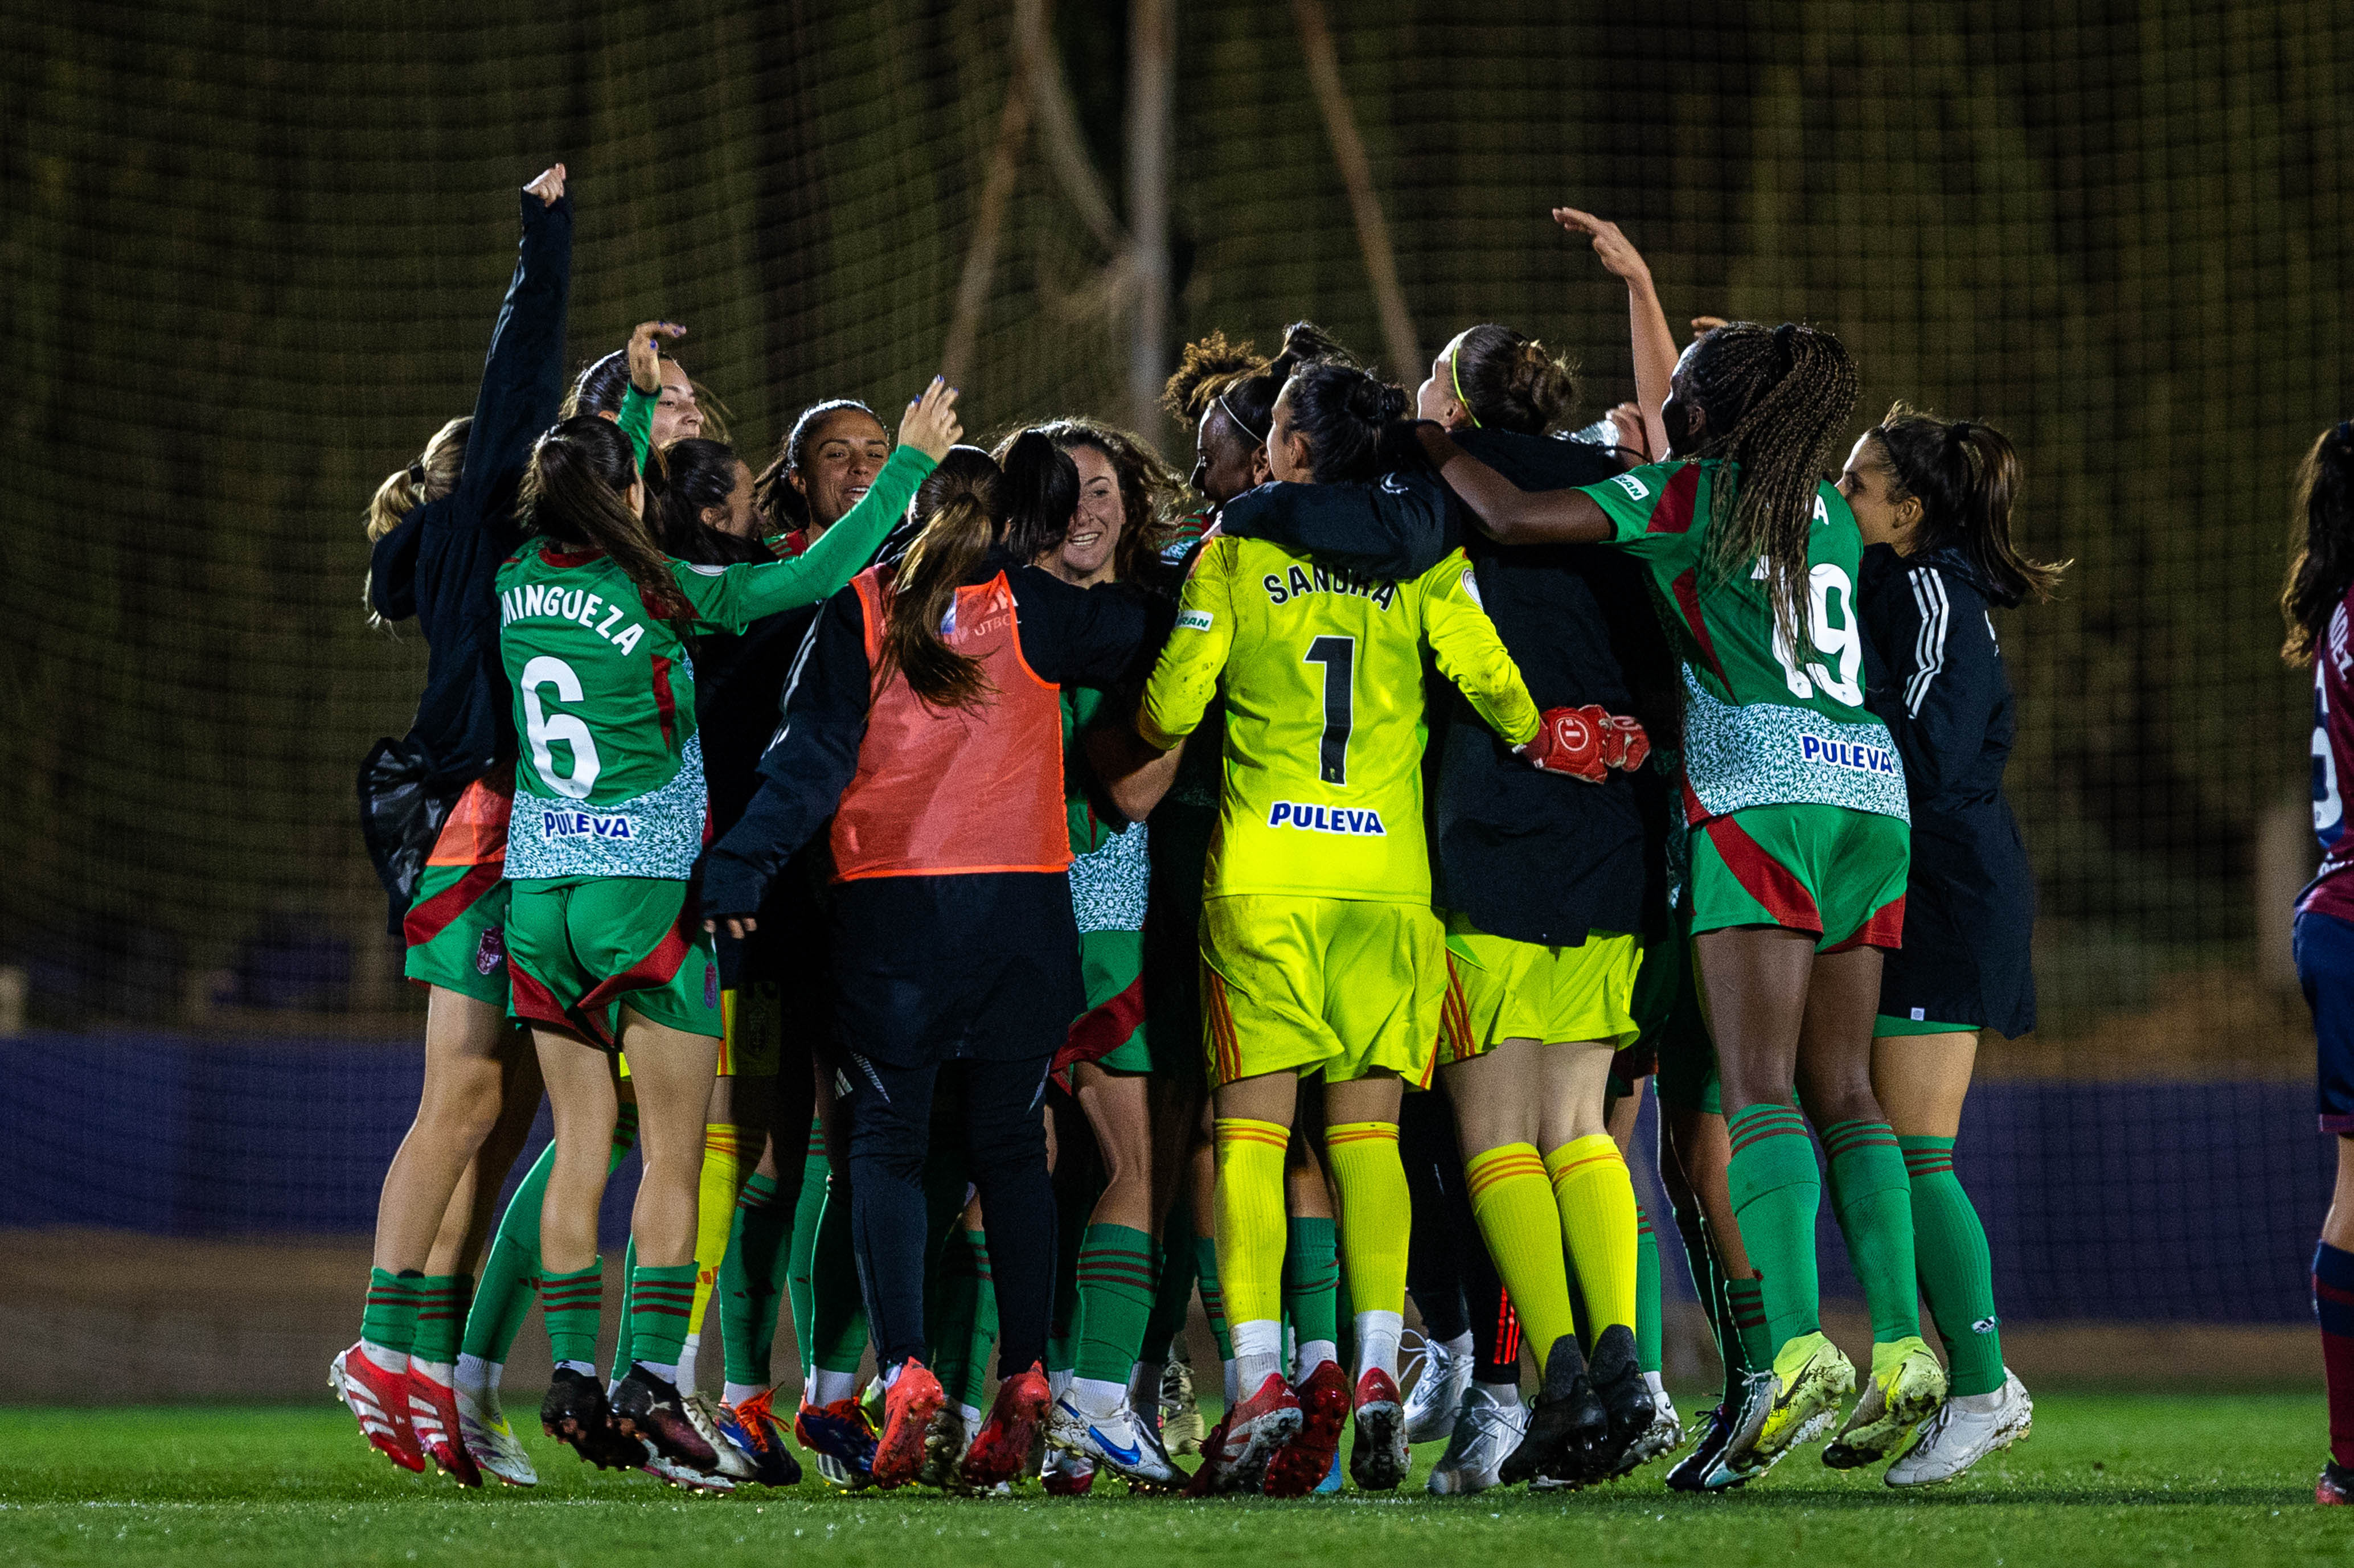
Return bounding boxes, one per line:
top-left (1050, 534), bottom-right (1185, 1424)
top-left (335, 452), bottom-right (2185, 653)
top-left (1063, 686), bottom-right (1149, 935)
top-left (1580, 458), bottom-right (1907, 822)
top-left (497, 444), bottom-right (934, 879)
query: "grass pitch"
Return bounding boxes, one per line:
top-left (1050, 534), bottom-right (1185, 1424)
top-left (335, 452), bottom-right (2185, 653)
top-left (0, 1394), bottom-right (2338, 1568)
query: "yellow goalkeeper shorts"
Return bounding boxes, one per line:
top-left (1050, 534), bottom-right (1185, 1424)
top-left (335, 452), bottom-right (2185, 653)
top-left (1436, 916), bottom-right (1643, 1065)
top-left (1199, 893), bottom-right (1443, 1089)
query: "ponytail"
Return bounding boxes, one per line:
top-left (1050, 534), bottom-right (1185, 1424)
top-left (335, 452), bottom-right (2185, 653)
top-left (1445, 325), bottom-right (1578, 435)
top-left (878, 446), bottom-right (1006, 709)
top-left (1280, 360), bottom-right (1411, 485)
top-left (362, 416), bottom-right (468, 623)
top-left (2283, 421), bottom-right (2354, 665)
top-left (994, 429), bottom-right (1082, 565)
top-left (518, 416), bottom-right (694, 638)
top-left (1162, 321), bottom-right (1357, 450)
top-left (1869, 403), bottom-right (2065, 608)
top-left (647, 437), bottom-right (768, 566)
top-left (1683, 321), bottom-right (1860, 652)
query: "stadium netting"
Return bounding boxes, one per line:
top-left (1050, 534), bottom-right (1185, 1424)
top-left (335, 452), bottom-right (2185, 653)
top-left (3, 2), bottom-right (2351, 1336)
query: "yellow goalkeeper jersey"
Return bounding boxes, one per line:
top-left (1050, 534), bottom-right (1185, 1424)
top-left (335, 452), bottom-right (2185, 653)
top-left (1139, 534), bottom-right (1539, 905)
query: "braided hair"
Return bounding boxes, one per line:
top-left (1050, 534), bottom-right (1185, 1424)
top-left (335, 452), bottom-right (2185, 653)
top-left (2282, 420), bottom-right (2354, 666)
top-left (1683, 321), bottom-right (1859, 650)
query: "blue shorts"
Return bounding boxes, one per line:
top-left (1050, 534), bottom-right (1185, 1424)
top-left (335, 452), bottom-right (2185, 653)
top-left (2294, 908), bottom-right (2354, 1134)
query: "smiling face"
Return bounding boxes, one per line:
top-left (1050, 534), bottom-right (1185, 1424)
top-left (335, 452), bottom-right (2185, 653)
top-left (791, 408), bottom-right (892, 535)
top-left (1038, 442), bottom-right (1125, 586)
top-left (1193, 402), bottom-right (1266, 505)
top-left (1838, 432), bottom-right (1921, 551)
top-left (652, 360), bottom-right (703, 446)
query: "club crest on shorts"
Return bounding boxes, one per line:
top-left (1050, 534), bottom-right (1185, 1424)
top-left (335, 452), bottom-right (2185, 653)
top-left (474, 926), bottom-right (506, 976)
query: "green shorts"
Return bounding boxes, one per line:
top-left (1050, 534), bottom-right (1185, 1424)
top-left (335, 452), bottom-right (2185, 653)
top-left (506, 876), bottom-right (720, 1050)
top-left (1688, 803), bottom-right (1909, 952)
top-left (403, 860), bottom-right (511, 1007)
top-left (1061, 928), bottom-right (1151, 1083)
top-left (1873, 1012), bottom-right (1976, 1037)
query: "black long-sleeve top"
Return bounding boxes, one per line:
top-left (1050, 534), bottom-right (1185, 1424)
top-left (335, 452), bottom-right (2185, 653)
top-left (1217, 431), bottom-right (1675, 945)
top-left (1857, 541), bottom-right (2037, 1037)
top-left (368, 190), bottom-right (572, 789)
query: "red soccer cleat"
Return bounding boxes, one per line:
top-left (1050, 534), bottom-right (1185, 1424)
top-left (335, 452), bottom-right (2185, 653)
top-left (2320, 1460), bottom-right (2354, 1505)
top-left (1348, 1367), bottom-right (1410, 1491)
top-left (330, 1342), bottom-right (426, 1473)
top-left (407, 1362), bottom-right (483, 1487)
top-left (961, 1362), bottom-right (1051, 1489)
top-left (870, 1359), bottom-right (946, 1489)
top-left (1203, 1372), bottom-right (1303, 1495)
top-left (1263, 1359), bottom-right (1349, 1497)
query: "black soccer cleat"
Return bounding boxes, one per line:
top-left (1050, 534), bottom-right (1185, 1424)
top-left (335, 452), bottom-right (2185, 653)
top-left (1499, 1333), bottom-right (1610, 1487)
top-left (610, 1363), bottom-right (721, 1473)
top-left (1664, 1402), bottom-right (1745, 1492)
top-left (2319, 1459), bottom-right (2354, 1506)
top-left (1585, 1325), bottom-right (1657, 1479)
top-left (539, 1366), bottom-right (639, 1470)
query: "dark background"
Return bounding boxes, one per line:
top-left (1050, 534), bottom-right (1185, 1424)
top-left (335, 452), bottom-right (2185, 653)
top-left (4, 1), bottom-right (2349, 1066)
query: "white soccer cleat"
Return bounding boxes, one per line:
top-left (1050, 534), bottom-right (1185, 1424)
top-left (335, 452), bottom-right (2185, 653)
top-left (1884, 1368), bottom-right (2032, 1488)
top-left (455, 1383), bottom-right (539, 1487)
top-left (682, 1389), bottom-right (757, 1481)
top-left (1615, 1378), bottom-right (1686, 1473)
top-left (634, 1436), bottom-right (735, 1495)
top-left (1402, 1330), bottom-right (1475, 1445)
top-left (1046, 1395), bottom-right (1180, 1487)
top-left (1426, 1382), bottom-right (1529, 1495)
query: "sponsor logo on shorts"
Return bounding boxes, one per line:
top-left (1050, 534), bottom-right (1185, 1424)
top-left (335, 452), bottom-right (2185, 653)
top-left (1266, 801), bottom-right (1385, 836)
top-left (1613, 472), bottom-right (1650, 501)
top-left (1177, 608), bottom-right (1215, 631)
top-left (540, 809), bottom-right (637, 842)
top-left (1797, 735), bottom-right (1899, 777)
top-left (474, 926), bottom-right (506, 976)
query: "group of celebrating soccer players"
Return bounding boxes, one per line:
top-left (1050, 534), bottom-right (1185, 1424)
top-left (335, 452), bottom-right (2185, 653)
top-left (338, 158), bottom-right (2066, 1503)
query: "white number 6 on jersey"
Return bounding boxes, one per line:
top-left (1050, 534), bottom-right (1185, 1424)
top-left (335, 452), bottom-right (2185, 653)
top-left (521, 655), bottom-right (602, 800)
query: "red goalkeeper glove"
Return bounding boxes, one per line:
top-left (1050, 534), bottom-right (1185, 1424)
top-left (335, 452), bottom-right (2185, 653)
top-left (1597, 711), bottom-right (1650, 773)
top-left (1516, 706), bottom-right (1607, 783)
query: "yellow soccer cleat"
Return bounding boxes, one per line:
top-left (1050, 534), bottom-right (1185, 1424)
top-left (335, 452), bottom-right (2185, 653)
top-left (1824, 1336), bottom-right (1948, 1470)
top-left (1753, 1332), bottom-right (1856, 1462)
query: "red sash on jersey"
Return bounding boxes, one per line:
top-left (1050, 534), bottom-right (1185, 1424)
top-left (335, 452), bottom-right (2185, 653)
top-left (830, 567), bottom-right (1069, 881)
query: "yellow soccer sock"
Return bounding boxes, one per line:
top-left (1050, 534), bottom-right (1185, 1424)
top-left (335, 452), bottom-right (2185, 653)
top-left (1322, 1121), bottom-right (1411, 1317)
top-left (1547, 1134), bottom-right (1639, 1334)
top-left (1463, 1142), bottom-right (1579, 1371)
top-left (684, 1122), bottom-right (748, 1385)
top-left (1212, 1118), bottom-right (1292, 1330)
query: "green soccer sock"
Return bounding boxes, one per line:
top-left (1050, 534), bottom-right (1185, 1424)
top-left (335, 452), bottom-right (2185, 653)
top-left (541, 1262), bottom-right (604, 1370)
top-left (362, 1267), bottom-right (423, 1358)
top-left (929, 1227), bottom-right (989, 1407)
top-left (461, 1103), bottom-right (639, 1367)
top-left (411, 1274), bottom-right (471, 1366)
top-left (1634, 1205), bottom-right (1663, 1375)
top-left (965, 1233), bottom-right (999, 1407)
top-left (786, 1119), bottom-right (831, 1378)
top-left (1821, 1119), bottom-right (1922, 1343)
top-left (1725, 1274), bottom-right (1771, 1374)
top-left (1194, 1234), bottom-right (1235, 1363)
top-left (1141, 1209), bottom-right (1198, 1366)
top-left (719, 1171), bottom-right (795, 1392)
top-left (626, 1262), bottom-right (699, 1376)
top-left (1282, 1217), bottom-right (1341, 1354)
top-left (1047, 1177), bottom-right (1096, 1378)
top-left (809, 1176), bottom-right (870, 1376)
top-left (611, 1236), bottom-right (639, 1375)
top-left (1075, 1224), bottom-right (1160, 1385)
top-left (1901, 1135), bottom-right (2004, 1395)
top-left (1724, 1103), bottom-right (1823, 1355)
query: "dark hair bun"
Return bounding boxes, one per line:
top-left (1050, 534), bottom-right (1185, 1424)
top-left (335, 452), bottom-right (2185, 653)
top-left (999, 429), bottom-right (1080, 562)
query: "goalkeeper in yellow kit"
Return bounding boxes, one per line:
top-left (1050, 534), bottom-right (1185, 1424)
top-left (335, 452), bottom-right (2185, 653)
top-left (1135, 362), bottom-right (1578, 1493)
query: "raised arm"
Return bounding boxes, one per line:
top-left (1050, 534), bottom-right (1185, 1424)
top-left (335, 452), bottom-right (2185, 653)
top-left (616, 318), bottom-right (682, 476)
top-left (445, 165), bottom-right (575, 526)
top-left (1412, 425), bottom-right (1613, 547)
top-left (1553, 207), bottom-right (1675, 466)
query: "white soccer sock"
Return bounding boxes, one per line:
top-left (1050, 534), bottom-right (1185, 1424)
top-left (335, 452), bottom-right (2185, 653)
top-left (675, 1333), bottom-right (700, 1392)
top-left (722, 1381), bottom-right (767, 1408)
top-left (1224, 1359), bottom-right (1241, 1407)
top-left (1233, 1319), bottom-right (1285, 1394)
top-left (638, 1359), bottom-right (681, 1388)
top-left (1950, 1388), bottom-right (2008, 1415)
top-left (359, 1340), bottom-right (408, 1374)
top-left (410, 1356), bottom-right (453, 1384)
top-left (1295, 1339), bottom-right (1338, 1380)
top-left (1049, 1367), bottom-right (1074, 1402)
top-left (1643, 1369), bottom-right (1666, 1400)
top-left (1069, 1376), bottom-right (1127, 1418)
top-left (810, 1368), bottom-right (862, 1406)
top-left (454, 1354), bottom-right (501, 1397)
top-left (557, 1358), bottom-right (598, 1378)
top-left (1354, 1310), bottom-right (1404, 1383)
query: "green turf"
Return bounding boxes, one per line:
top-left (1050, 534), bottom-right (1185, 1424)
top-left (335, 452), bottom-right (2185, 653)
top-left (0, 1395), bottom-right (2340, 1568)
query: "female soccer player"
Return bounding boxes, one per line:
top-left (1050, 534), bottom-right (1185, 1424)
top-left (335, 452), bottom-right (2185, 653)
top-left (754, 398), bottom-right (894, 553)
top-left (501, 380), bottom-right (954, 1471)
top-left (337, 163), bottom-right (572, 1488)
top-left (1405, 318), bottom-right (1939, 1483)
top-left (1134, 359), bottom-right (1570, 1495)
top-left (2277, 420), bottom-right (2354, 1507)
top-left (567, 330), bottom-right (710, 446)
top-left (1843, 405), bottom-right (2060, 1483)
top-left (700, 437), bottom-right (1170, 1491)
